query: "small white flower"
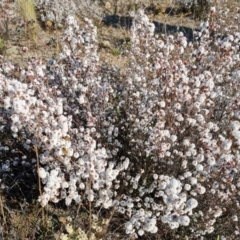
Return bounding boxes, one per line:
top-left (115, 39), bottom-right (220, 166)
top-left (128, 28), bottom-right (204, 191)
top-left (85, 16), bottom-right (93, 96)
top-left (60, 233), bottom-right (68, 240)
top-left (65, 196), bottom-right (72, 206)
top-left (161, 215), bottom-right (170, 223)
top-left (183, 139), bottom-right (190, 146)
top-left (11, 114), bottom-right (19, 123)
top-left (171, 135), bottom-right (178, 142)
top-left (138, 229), bottom-right (144, 236)
top-left (179, 215), bottom-right (190, 226)
top-left (221, 139), bottom-right (232, 151)
top-left (79, 182), bottom-right (85, 189)
top-left (36, 66), bottom-right (45, 77)
top-left (39, 168), bottom-right (47, 178)
top-left (214, 208), bottom-right (223, 218)
top-left (66, 16), bottom-right (76, 25)
top-left (147, 23), bottom-right (155, 36)
top-left (186, 198), bottom-right (198, 209)
top-left (123, 158), bottom-right (129, 169)
top-left (159, 101), bottom-right (165, 108)
top-left (61, 181), bottom-right (69, 188)
top-left (150, 226), bottom-right (158, 233)
top-left (50, 169), bottom-right (59, 177)
top-left (196, 184), bottom-right (206, 194)
top-left (168, 221), bottom-right (179, 229)
top-left (207, 157), bottom-right (216, 166)
top-left (66, 224), bottom-right (74, 234)
top-left (153, 174), bottom-right (158, 180)
top-left (195, 164), bottom-right (204, 172)
top-left (232, 215), bottom-right (238, 222)
top-left (11, 125), bottom-right (18, 133)
top-left (125, 221), bottom-right (133, 231)
top-left (190, 177), bottom-right (198, 185)
top-left (78, 95), bottom-right (85, 104)
top-left (184, 184), bottom-right (191, 191)
top-left (206, 226), bottom-right (214, 233)
top-left (87, 190), bottom-right (94, 202)
top-left (210, 6), bottom-right (216, 13)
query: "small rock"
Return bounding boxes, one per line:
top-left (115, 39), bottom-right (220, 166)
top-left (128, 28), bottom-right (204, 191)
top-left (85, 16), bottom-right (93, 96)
top-left (99, 40), bottom-right (112, 49)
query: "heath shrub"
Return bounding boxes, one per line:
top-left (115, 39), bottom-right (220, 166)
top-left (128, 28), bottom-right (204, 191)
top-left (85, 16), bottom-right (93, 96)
top-left (1, 2), bottom-right (240, 239)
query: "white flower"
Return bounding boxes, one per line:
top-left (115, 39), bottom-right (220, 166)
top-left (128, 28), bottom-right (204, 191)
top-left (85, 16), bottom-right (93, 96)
top-left (66, 16), bottom-right (76, 25)
top-left (147, 23), bottom-right (155, 36)
top-left (180, 38), bottom-right (187, 48)
top-left (56, 102), bottom-right (63, 115)
top-left (66, 148), bottom-right (73, 157)
top-left (150, 226), bottom-right (158, 233)
top-left (184, 184), bottom-right (191, 191)
top-left (190, 177), bottom-right (198, 185)
top-left (214, 208), bottom-right (223, 218)
top-left (78, 95), bottom-right (85, 104)
top-left (66, 224), bottom-right (74, 234)
top-left (60, 233), bottom-right (68, 240)
top-left (169, 178), bottom-right (180, 189)
top-left (153, 174), bottom-right (158, 180)
top-left (11, 114), bottom-right (19, 123)
top-left (161, 215), bottom-right (170, 223)
top-left (138, 229), bottom-right (144, 236)
top-left (59, 124), bottom-right (68, 136)
top-left (196, 184), bottom-right (206, 194)
top-left (38, 193), bottom-right (50, 207)
top-left (159, 101), bottom-right (166, 108)
top-left (206, 226), bottom-right (214, 234)
top-left (61, 181), bottom-right (69, 188)
top-left (210, 6), bottom-right (216, 13)
top-left (171, 135), bottom-right (177, 142)
top-left (221, 139), bottom-right (232, 151)
top-left (79, 182), bottom-right (85, 189)
top-left (158, 181), bottom-right (167, 189)
top-left (168, 221), bottom-right (179, 229)
top-left (186, 198), bottom-right (198, 209)
top-left (207, 157), bottom-right (216, 166)
top-left (232, 215), bottom-right (238, 222)
top-left (123, 158), bottom-right (129, 169)
top-left (65, 196), bottom-right (72, 206)
top-left (39, 168), bottom-right (47, 178)
top-left (87, 189), bottom-right (94, 201)
top-left (179, 215), bottom-right (190, 226)
top-left (195, 164), bottom-right (204, 172)
top-left (36, 65), bottom-right (45, 77)
top-left (183, 139), bottom-right (190, 146)
top-left (11, 125), bottom-right (18, 133)
top-left (179, 46), bottom-right (184, 54)
top-left (50, 169), bottom-right (59, 177)
top-left (125, 221), bottom-right (133, 231)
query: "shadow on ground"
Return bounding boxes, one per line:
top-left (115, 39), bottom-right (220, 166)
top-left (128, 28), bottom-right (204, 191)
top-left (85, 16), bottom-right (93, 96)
top-left (103, 15), bottom-right (197, 41)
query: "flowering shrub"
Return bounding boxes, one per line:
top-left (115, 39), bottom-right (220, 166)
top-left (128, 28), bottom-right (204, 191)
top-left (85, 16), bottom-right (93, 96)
top-left (0, 0), bottom-right (16, 37)
top-left (1, 2), bottom-right (240, 239)
top-left (34, 0), bottom-right (102, 28)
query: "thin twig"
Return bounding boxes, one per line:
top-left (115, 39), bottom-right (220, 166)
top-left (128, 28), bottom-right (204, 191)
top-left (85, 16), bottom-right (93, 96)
top-left (0, 195), bottom-right (6, 224)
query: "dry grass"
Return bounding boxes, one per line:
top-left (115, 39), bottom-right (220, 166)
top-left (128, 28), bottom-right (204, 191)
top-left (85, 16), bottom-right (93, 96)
top-left (16, 0), bottom-right (39, 42)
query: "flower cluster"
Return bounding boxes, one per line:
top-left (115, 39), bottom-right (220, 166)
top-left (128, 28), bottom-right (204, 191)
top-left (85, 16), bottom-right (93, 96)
top-left (1, 2), bottom-right (240, 239)
top-left (0, 0), bottom-right (16, 32)
top-left (34, 0), bottom-right (102, 28)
